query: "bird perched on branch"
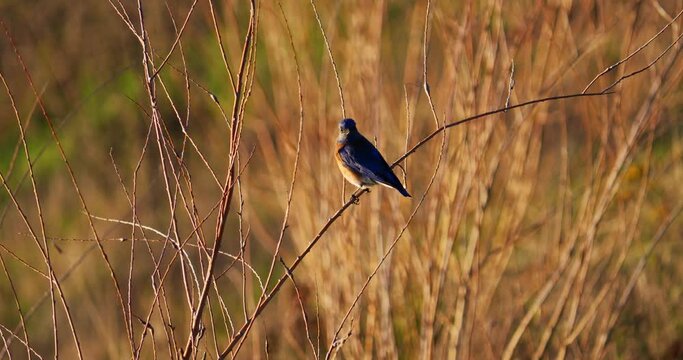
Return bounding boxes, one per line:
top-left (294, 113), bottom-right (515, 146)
top-left (335, 118), bottom-right (411, 198)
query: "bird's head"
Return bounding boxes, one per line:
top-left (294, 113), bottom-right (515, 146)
top-left (337, 118), bottom-right (358, 143)
top-left (339, 118), bottom-right (357, 133)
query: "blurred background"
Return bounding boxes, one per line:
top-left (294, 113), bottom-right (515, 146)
top-left (0, 0), bottom-right (682, 358)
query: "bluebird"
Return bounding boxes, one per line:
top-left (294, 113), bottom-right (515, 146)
top-left (335, 118), bottom-right (411, 198)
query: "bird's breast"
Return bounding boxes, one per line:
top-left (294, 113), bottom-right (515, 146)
top-left (335, 144), bottom-right (370, 187)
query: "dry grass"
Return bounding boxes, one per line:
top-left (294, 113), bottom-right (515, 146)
top-left (0, 0), bottom-right (682, 359)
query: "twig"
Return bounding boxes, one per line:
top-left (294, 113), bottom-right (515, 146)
top-left (149, 0), bottom-right (199, 80)
top-left (0, 252), bottom-right (34, 359)
top-left (600, 30), bottom-right (683, 93)
top-left (582, 7), bottom-right (683, 93)
top-left (207, 0), bottom-right (237, 95)
top-left (392, 91), bottom-right (611, 168)
top-left (280, 258), bottom-right (318, 359)
top-left (505, 60), bottom-right (515, 110)
top-left (0, 323), bottom-right (43, 359)
top-left (0, 71), bottom-right (62, 358)
top-left (262, 0), bottom-right (307, 298)
top-left (310, 0), bottom-right (346, 118)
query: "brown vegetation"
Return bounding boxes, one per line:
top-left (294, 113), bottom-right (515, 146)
top-left (0, 0), bottom-right (682, 358)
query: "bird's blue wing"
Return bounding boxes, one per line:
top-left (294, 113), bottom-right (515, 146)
top-left (339, 136), bottom-right (395, 185)
top-left (338, 135), bottom-right (411, 197)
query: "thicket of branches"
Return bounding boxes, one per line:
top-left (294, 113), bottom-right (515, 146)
top-left (0, 0), bottom-right (682, 358)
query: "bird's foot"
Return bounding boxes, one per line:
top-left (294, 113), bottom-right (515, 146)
top-left (350, 193), bottom-right (360, 205)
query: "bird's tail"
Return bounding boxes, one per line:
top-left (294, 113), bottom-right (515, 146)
top-left (377, 175), bottom-right (412, 197)
top-left (397, 185), bottom-right (411, 198)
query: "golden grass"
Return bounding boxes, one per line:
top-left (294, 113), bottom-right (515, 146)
top-left (0, 0), bottom-right (682, 359)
